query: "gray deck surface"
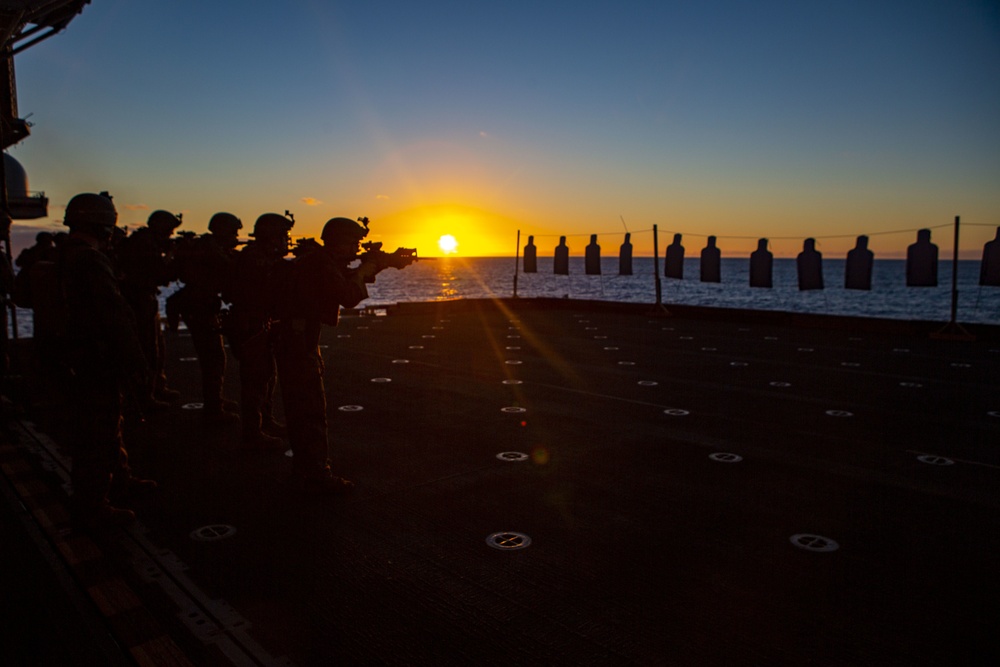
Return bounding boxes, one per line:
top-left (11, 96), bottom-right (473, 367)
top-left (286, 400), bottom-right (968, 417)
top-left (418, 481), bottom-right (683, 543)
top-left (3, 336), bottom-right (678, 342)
top-left (2, 298), bottom-right (999, 666)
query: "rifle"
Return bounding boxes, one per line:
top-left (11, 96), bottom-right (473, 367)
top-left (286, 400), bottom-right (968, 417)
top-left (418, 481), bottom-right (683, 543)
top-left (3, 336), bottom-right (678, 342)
top-left (354, 216), bottom-right (418, 280)
top-left (358, 240), bottom-right (417, 280)
top-left (291, 237), bottom-right (323, 257)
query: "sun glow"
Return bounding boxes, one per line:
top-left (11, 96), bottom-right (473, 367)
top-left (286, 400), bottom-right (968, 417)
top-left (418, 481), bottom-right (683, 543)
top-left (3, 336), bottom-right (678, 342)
top-left (438, 234), bottom-right (459, 254)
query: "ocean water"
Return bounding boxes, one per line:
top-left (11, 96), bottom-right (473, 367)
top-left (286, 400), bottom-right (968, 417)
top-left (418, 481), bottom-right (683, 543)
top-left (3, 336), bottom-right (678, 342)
top-left (9, 257), bottom-right (999, 339)
top-left (363, 256), bottom-right (1000, 324)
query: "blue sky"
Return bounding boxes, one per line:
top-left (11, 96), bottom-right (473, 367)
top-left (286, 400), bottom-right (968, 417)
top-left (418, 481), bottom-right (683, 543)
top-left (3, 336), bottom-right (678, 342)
top-left (8, 0), bottom-right (1000, 257)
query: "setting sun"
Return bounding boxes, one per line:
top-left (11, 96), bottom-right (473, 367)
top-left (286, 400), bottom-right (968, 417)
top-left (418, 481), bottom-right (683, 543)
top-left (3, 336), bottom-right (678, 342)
top-left (438, 234), bottom-right (459, 255)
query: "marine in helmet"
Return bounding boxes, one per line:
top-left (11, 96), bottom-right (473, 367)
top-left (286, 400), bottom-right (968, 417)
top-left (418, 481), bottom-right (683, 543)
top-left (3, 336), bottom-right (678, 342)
top-left (167, 212), bottom-right (244, 425)
top-left (58, 192), bottom-right (155, 530)
top-left (0, 239), bottom-right (11, 373)
top-left (272, 216), bottom-right (412, 495)
top-left (223, 212), bottom-right (294, 449)
top-left (117, 208), bottom-right (184, 407)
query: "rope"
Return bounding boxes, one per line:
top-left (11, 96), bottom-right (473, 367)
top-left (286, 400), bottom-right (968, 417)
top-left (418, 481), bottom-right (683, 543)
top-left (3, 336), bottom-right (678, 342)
top-left (522, 221), bottom-right (997, 242)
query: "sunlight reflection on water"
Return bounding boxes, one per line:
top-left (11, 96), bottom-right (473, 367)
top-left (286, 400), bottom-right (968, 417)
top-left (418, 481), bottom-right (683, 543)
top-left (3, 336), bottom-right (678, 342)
top-left (11, 257), bottom-right (999, 339)
top-left (365, 257), bottom-right (1000, 324)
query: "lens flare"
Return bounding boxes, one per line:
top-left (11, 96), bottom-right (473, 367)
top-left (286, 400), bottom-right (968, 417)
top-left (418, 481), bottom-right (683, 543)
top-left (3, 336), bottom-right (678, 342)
top-left (531, 446), bottom-right (550, 465)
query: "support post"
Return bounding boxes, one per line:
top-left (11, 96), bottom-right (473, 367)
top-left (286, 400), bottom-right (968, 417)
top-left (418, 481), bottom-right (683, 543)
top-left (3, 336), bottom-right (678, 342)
top-left (650, 224), bottom-right (670, 316)
top-left (513, 229), bottom-right (520, 298)
top-left (931, 215), bottom-right (974, 340)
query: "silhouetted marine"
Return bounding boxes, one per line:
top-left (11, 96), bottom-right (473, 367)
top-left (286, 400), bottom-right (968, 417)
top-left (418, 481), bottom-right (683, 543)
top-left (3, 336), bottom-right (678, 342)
top-left (117, 209), bottom-right (183, 406)
top-left (224, 213), bottom-right (292, 450)
top-left (274, 216), bottom-right (416, 496)
top-left (168, 212), bottom-right (242, 424)
top-left (58, 193), bottom-right (155, 531)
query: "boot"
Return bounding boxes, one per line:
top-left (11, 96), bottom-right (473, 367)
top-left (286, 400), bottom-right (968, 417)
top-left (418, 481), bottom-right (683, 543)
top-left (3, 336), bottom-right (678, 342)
top-left (292, 470), bottom-right (355, 497)
top-left (261, 415), bottom-right (286, 435)
top-left (109, 475), bottom-right (158, 505)
top-left (72, 503), bottom-right (136, 533)
top-left (241, 430), bottom-right (285, 451)
top-left (202, 404), bottom-right (240, 426)
top-left (154, 387), bottom-right (181, 404)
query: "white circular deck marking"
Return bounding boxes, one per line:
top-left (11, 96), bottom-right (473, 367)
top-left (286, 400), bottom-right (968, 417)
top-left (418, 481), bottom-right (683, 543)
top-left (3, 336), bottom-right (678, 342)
top-left (730, 361), bottom-right (748, 367)
top-left (826, 410), bottom-right (854, 417)
top-left (496, 452), bottom-right (529, 462)
top-left (663, 408), bottom-right (689, 416)
top-left (502, 380), bottom-right (523, 385)
top-left (505, 360), bottom-right (523, 365)
top-left (769, 381), bottom-right (791, 387)
top-left (917, 455), bottom-right (954, 466)
top-left (338, 405), bottom-right (364, 412)
top-left (179, 357), bottom-right (198, 362)
top-left (790, 534), bottom-right (839, 552)
top-left (638, 381), bottom-right (658, 386)
top-left (486, 532), bottom-right (532, 550)
top-left (899, 382), bottom-right (923, 388)
top-left (392, 359), bottom-right (410, 364)
top-left (709, 453), bottom-right (743, 463)
top-left (370, 378), bottom-right (392, 383)
top-left (182, 402), bottom-right (203, 410)
top-left (190, 525), bottom-right (237, 542)
top-left (501, 406), bottom-right (527, 414)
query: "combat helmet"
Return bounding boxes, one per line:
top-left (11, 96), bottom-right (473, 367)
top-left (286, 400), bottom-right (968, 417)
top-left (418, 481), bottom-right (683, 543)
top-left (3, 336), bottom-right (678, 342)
top-left (208, 212), bottom-right (243, 236)
top-left (321, 217), bottom-right (369, 244)
top-left (64, 192), bottom-right (117, 238)
top-left (147, 209), bottom-right (182, 234)
top-left (251, 212), bottom-right (294, 240)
